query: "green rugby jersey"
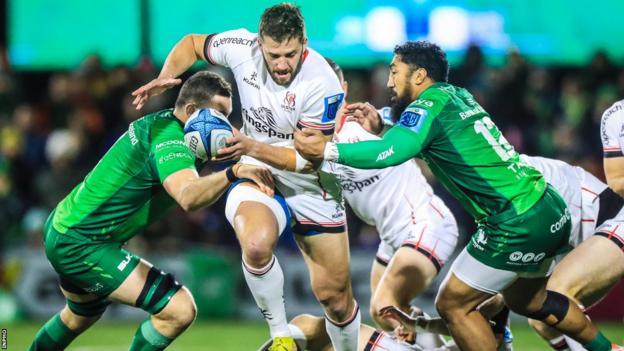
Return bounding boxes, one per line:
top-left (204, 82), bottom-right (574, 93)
top-left (335, 83), bottom-right (545, 219)
top-left (52, 109), bottom-right (198, 242)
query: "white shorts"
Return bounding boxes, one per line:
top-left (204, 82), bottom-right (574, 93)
top-left (225, 182), bottom-right (290, 235)
top-left (448, 248), bottom-right (557, 295)
top-left (237, 156), bottom-right (346, 235)
top-left (376, 198), bottom-right (459, 272)
top-left (594, 192), bottom-right (624, 250)
top-left (225, 181), bottom-right (346, 236)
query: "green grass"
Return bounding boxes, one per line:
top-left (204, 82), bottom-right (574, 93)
top-left (4, 320), bottom-right (623, 350)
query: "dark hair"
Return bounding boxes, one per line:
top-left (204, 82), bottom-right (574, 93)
top-left (175, 71), bottom-right (232, 108)
top-left (259, 3), bottom-right (305, 43)
top-left (324, 57), bottom-right (344, 83)
top-left (393, 41), bottom-right (449, 82)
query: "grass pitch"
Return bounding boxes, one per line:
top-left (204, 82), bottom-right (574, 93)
top-left (4, 320), bottom-right (623, 350)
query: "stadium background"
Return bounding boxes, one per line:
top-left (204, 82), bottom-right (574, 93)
top-left (0, 0), bottom-right (623, 349)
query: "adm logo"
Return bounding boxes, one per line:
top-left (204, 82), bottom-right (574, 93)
top-left (243, 107), bottom-right (293, 139)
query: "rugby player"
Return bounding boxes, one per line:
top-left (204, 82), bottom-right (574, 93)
top-left (28, 71), bottom-right (274, 351)
top-left (132, 4), bottom-right (358, 350)
top-left (382, 154), bottom-right (624, 351)
top-left (294, 41), bottom-right (620, 351)
top-left (325, 58), bottom-right (458, 346)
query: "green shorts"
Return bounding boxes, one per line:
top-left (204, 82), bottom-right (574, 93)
top-left (467, 185), bottom-right (571, 272)
top-left (43, 213), bottom-right (140, 297)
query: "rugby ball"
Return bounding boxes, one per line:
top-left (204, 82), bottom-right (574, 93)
top-left (183, 108), bottom-right (233, 161)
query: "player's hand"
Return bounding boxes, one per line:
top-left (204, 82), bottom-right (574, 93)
top-left (213, 128), bottom-right (255, 162)
top-left (344, 102), bottom-right (383, 135)
top-left (294, 128), bottom-right (327, 162)
top-left (131, 77), bottom-right (182, 110)
top-left (233, 164), bottom-right (275, 197)
top-left (379, 306), bottom-right (418, 333)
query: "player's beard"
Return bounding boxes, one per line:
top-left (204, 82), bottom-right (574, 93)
top-left (267, 56), bottom-right (303, 86)
top-left (389, 87), bottom-right (414, 122)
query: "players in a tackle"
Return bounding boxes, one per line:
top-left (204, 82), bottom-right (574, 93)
top-left (294, 41), bottom-right (621, 351)
top-left (133, 4), bottom-right (359, 350)
top-left (29, 71), bottom-right (274, 351)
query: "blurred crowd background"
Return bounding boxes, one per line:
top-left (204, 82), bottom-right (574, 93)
top-left (1, 0), bottom-right (624, 322)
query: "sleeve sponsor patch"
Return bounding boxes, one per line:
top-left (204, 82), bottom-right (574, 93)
top-left (398, 107), bottom-right (428, 133)
top-left (321, 93), bottom-right (345, 123)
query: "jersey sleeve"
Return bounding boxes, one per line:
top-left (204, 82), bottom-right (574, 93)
top-left (203, 28), bottom-right (257, 68)
top-left (335, 91), bottom-right (444, 169)
top-left (601, 104), bottom-right (624, 158)
top-left (297, 71), bottom-right (345, 136)
top-left (150, 120), bottom-right (196, 183)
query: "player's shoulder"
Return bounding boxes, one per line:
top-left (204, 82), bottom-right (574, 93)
top-left (298, 48), bottom-right (341, 90)
top-left (408, 83), bottom-right (454, 112)
top-left (602, 99), bottom-right (624, 123)
top-left (207, 28), bottom-right (259, 58)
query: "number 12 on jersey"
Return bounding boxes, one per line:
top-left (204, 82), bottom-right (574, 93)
top-left (474, 117), bottom-right (516, 161)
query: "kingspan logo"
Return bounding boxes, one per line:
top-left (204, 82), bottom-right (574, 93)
top-left (550, 208), bottom-right (571, 233)
top-left (243, 107), bottom-right (293, 139)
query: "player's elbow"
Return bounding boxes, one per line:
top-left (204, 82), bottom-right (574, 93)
top-left (177, 188), bottom-right (202, 212)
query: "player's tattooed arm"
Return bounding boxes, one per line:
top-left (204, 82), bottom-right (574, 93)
top-left (604, 156), bottom-right (624, 197)
top-left (215, 128), bottom-right (320, 173)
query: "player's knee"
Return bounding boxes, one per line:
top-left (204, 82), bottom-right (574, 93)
top-left (314, 285), bottom-right (350, 318)
top-left (242, 241), bottom-right (274, 267)
top-left (62, 304), bottom-right (104, 333)
top-left (369, 296), bottom-right (394, 328)
top-left (521, 290), bottom-right (570, 326)
top-left (156, 288), bottom-right (197, 331)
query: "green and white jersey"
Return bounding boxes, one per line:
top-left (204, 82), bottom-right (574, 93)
top-left (335, 83), bottom-right (545, 220)
top-left (52, 109), bottom-right (198, 242)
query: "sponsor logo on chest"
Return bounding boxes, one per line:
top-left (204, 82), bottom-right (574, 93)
top-left (243, 106), bottom-right (293, 139)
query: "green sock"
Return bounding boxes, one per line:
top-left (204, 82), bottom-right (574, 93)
top-left (29, 313), bottom-right (78, 351)
top-left (583, 331), bottom-right (612, 351)
top-left (129, 319), bottom-right (173, 351)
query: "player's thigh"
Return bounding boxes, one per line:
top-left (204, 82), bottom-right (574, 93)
top-left (548, 235), bottom-right (624, 306)
top-left (370, 259), bottom-right (386, 299)
top-left (295, 232), bottom-right (351, 291)
top-left (373, 246), bottom-right (438, 307)
top-left (226, 182), bottom-right (284, 243)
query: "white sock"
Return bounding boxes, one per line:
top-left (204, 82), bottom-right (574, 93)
top-left (549, 335), bottom-right (572, 351)
top-left (563, 335), bottom-right (587, 351)
top-left (288, 324), bottom-right (308, 350)
top-left (325, 301), bottom-right (361, 351)
top-left (242, 255), bottom-right (290, 338)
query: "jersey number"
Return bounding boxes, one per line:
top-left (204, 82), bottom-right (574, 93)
top-left (474, 117), bottom-right (515, 161)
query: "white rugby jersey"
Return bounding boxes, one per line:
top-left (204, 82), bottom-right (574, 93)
top-left (328, 120), bottom-right (448, 243)
top-left (520, 155), bottom-right (607, 247)
top-left (205, 28), bottom-right (344, 195)
top-left (600, 99), bottom-right (624, 158)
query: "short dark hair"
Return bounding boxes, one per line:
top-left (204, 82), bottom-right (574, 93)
top-left (175, 71), bottom-right (232, 108)
top-left (394, 41), bottom-right (449, 82)
top-left (324, 57), bottom-right (344, 82)
top-left (259, 3), bottom-right (305, 43)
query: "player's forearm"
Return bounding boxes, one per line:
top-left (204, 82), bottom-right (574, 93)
top-left (158, 34), bottom-right (207, 79)
top-left (332, 126), bottom-right (421, 169)
top-left (179, 170), bottom-right (229, 211)
top-left (249, 140), bottom-right (316, 173)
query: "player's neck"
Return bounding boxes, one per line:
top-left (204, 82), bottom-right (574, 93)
top-left (173, 107), bottom-right (188, 124)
